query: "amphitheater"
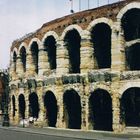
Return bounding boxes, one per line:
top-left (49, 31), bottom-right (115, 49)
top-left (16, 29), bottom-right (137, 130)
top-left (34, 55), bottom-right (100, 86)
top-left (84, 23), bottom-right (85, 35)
top-left (9, 0), bottom-right (140, 132)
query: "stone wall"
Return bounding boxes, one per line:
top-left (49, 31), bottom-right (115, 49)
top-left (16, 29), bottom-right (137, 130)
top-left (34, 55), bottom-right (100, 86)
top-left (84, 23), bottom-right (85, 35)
top-left (9, 0), bottom-right (140, 133)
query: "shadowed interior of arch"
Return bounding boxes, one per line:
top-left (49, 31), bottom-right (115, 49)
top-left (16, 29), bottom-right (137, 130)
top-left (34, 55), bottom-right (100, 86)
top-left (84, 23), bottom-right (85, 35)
top-left (63, 89), bottom-right (81, 129)
top-left (29, 92), bottom-right (39, 118)
top-left (31, 42), bottom-right (39, 74)
top-left (122, 8), bottom-right (140, 41)
top-left (20, 46), bottom-right (26, 72)
top-left (64, 29), bottom-right (81, 73)
top-left (44, 36), bottom-right (56, 70)
top-left (18, 94), bottom-right (26, 119)
top-left (121, 87), bottom-right (140, 127)
top-left (12, 95), bottom-right (16, 117)
top-left (89, 89), bottom-right (113, 131)
top-left (126, 43), bottom-right (140, 70)
top-left (91, 23), bottom-right (111, 69)
top-left (44, 91), bottom-right (57, 127)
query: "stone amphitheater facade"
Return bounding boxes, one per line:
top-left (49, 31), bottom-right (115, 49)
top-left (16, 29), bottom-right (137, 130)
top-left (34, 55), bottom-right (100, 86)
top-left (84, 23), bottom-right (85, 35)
top-left (9, 0), bottom-right (140, 132)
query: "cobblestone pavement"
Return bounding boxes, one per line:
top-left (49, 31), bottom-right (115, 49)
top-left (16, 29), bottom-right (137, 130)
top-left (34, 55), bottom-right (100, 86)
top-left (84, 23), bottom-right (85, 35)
top-left (0, 126), bottom-right (140, 140)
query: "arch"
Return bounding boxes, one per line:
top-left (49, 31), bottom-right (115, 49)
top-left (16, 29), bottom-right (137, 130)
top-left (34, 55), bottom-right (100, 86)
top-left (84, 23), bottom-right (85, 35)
top-left (89, 89), bottom-right (112, 131)
top-left (117, 2), bottom-right (140, 21)
top-left (29, 92), bottom-right (39, 119)
top-left (63, 28), bottom-right (81, 73)
top-left (19, 46), bottom-right (26, 72)
top-left (120, 87), bottom-right (140, 127)
top-left (42, 31), bottom-right (59, 44)
top-left (63, 89), bottom-right (81, 129)
top-left (29, 39), bottom-right (39, 74)
top-left (27, 38), bottom-right (41, 52)
top-left (43, 91), bottom-right (57, 127)
top-left (18, 94), bottom-right (26, 119)
top-left (87, 17), bottom-right (113, 31)
top-left (18, 42), bottom-right (28, 53)
top-left (61, 24), bottom-right (83, 40)
top-left (43, 35), bottom-right (57, 70)
top-left (90, 22), bottom-right (112, 69)
top-left (11, 47), bottom-right (18, 59)
top-left (121, 8), bottom-right (140, 41)
top-left (12, 95), bottom-right (16, 117)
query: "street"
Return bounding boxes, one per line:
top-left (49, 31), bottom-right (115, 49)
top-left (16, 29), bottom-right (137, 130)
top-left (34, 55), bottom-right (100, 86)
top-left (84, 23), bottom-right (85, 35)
top-left (0, 126), bottom-right (140, 140)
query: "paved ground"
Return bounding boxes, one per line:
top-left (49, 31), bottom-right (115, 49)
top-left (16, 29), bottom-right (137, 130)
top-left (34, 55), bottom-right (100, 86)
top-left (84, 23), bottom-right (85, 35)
top-left (0, 126), bottom-right (140, 140)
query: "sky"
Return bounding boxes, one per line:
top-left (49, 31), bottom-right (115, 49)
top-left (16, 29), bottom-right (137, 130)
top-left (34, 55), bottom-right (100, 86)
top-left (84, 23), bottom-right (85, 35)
top-left (0, 0), bottom-right (120, 69)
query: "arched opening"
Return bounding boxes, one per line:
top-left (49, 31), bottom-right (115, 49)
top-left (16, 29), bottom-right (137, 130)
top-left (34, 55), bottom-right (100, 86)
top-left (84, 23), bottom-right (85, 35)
top-left (89, 89), bottom-right (112, 131)
top-left (44, 36), bottom-right (56, 70)
top-left (63, 89), bottom-right (81, 129)
top-left (126, 43), bottom-right (140, 70)
top-left (43, 91), bottom-right (57, 127)
top-left (13, 51), bottom-right (17, 72)
top-left (64, 29), bottom-right (81, 73)
top-left (31, 42), bottom-right (39, 74)
top-left (122, 8), bottom-right (140, 41)
top-left (121, 87), bottom-right (140, 126)
top-left (20, 46), bottom-right (26, 72)
top-left (29, 92), bottom-right (39, 119)
top-left (12, 95), bottom-right (16, 117)
top-left (91, 23), bottom-right (111, 69)
top-left (18, 94), bottom-right (25, 119)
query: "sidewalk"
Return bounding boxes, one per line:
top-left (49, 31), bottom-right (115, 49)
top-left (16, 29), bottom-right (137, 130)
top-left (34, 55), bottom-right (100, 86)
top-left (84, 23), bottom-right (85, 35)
top-left (0, 126), bottom-right (140, 140)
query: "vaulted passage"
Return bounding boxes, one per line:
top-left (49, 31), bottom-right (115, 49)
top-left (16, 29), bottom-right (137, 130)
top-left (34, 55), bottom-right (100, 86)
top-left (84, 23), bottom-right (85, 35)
top-left (13, 51), bottom-right (17, 72)
top-left (126, 43), bottom-right (140, 70)
top-left (64, 29), bottom-right (81, 73)
top-left (63, 89), bottom-right (81, 129)
top-left (31, 42), bottom-right (39, 74)
top-left (91, 23), bottom-right (111, 69)
top-left (18, 94), bottom-right (25, 119)
top-left (44, 91), bottom-right (57, 127)
top-left (12, 95), bottom-right (16, 117)
top-left (20, 46), bottom-right (26, 72)
top-left (89, 89), bottom-right (112, 131)
top-left (121, 87), bottom-right (140, 126)
top-left (122, 8), bottom-right (140, 41)
top-left (44, 36), bottom-right (56, 70)
top-left (29, 92), bottom-right (39, 118)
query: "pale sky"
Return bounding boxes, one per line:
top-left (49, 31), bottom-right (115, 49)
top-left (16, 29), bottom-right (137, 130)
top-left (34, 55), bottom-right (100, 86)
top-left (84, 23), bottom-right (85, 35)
top-left (0, 0), bottom-right (120, 69)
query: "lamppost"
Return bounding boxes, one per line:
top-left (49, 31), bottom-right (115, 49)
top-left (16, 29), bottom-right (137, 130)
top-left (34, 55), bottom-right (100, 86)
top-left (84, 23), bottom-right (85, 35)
top-left (0, 70), bottom-right (10, 126)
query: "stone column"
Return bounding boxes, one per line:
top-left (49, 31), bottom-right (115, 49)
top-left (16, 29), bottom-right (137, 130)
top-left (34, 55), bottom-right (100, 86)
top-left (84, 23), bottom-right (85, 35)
top-left (37, 84), bottom-right (45, 127)
top-left (14, 95), bottom-right (19, 125)
top-left (80, 33), bottom-right (94, 73)
top-left (112, 90), bottom-right (123, 132)
top-left (56, 88), bottom-right (66, 128)
top-left (16, 55), bottom-right (24, 78)
top-left (56, 39), bottom-right (69, 75)
top-left (24, 87), bottom-right (29, 120)
top-left (9, 60), bottom-right (16, 80)
top-left (26, 52), bottom-right (36, 77)
top-left (38, 43), bottom-right (50, 76)
top-left (111, 23), bottom-right (125, 71)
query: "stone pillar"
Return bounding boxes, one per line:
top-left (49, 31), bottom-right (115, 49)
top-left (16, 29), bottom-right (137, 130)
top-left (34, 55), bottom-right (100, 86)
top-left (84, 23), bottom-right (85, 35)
top-left (14, 95), bottom-right (19, 125)
top-left (9, 60), bottom-right (16, 80)
top-left (56, 88), bottom-right (66, 128)
top-left (16, 55), bottom-right (24, 78)
top-left (26, 52), bottom-right (36, 77)
top-left (56, 39), bottom-right (69, 75)
top-left (38, 43), bottom-right (50, 76)
top-left (24, 88), bottom-right (29, 120)
top-left (111, 24), bottom-right (125, 71)
top-left (112, 91), bottom-right (123, 132)
top-left (80, 34), bottom-right (94, 73)
top-left (37, 84), bottom-right (45, 127)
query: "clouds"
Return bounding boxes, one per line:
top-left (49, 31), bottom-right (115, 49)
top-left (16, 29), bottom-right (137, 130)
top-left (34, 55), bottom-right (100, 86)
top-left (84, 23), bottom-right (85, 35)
top-left (0, 0), bottom-right (119, 69)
